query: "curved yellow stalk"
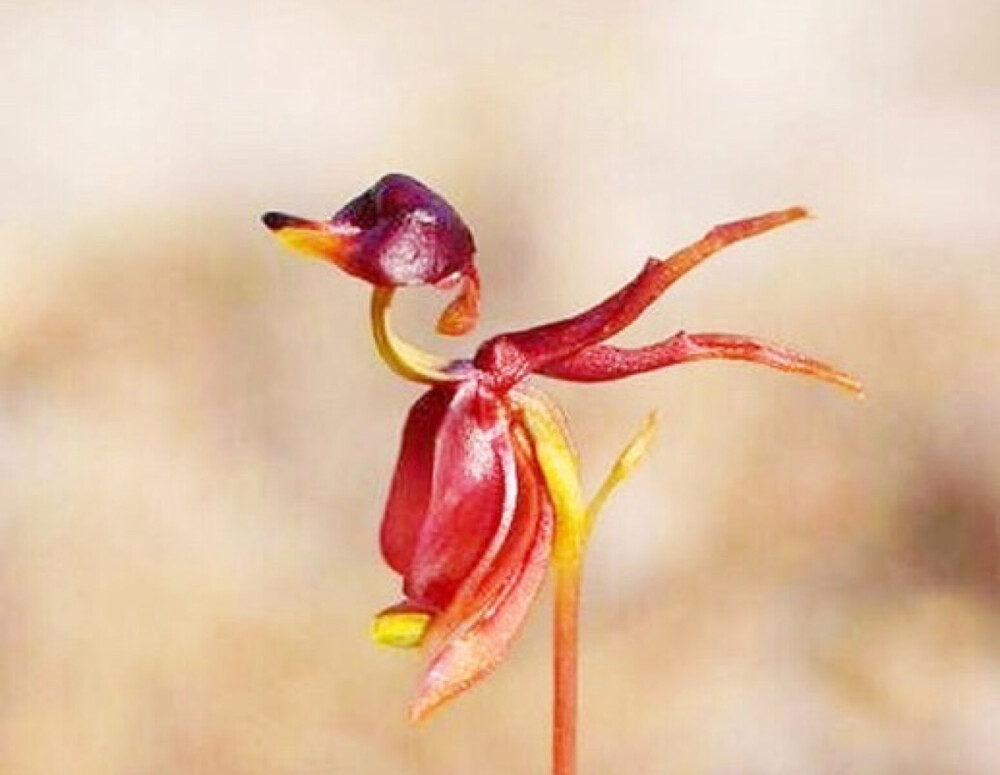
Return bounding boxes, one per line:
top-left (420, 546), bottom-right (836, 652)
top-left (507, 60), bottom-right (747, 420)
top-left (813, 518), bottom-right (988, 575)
top-left (584, 411), bottom-right (659, 541)
top-left (370, 288), bottom-right (460, 384)
top-left (513, 393), bottom-right (659, 560)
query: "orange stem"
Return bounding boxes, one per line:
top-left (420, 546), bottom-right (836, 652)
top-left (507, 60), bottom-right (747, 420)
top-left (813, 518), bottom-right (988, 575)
top-left (553, 559), bottom-right (581, 775)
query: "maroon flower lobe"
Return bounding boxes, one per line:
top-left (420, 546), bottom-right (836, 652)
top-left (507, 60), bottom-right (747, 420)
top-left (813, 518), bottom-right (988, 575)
top-left (264, 173), bottom-right (480, 334)
top-left (380, 380), bottom-right (517, 612)
top-left (330, 173), bottom-right (476, 288)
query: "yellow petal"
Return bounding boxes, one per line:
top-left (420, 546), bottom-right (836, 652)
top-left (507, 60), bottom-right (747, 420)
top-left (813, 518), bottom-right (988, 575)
top-left (372, 609), bottom-right (431, 649)
top-left (512, 389), bottom-right (587, 566)
top-left (262, 212), bottom-right (352, 264)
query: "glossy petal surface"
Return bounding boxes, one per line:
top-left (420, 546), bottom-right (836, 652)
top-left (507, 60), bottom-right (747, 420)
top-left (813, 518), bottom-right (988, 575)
top-left (410, 425), bottom-right (553, 721)
top-left (381, 381), bottom-right (516, 612)
top-left (265, 174), bottom-right (480, 333)
top-left (332, 174), bottom-right (475, 287)
top-left (380, 388), bottom-right (452, 576)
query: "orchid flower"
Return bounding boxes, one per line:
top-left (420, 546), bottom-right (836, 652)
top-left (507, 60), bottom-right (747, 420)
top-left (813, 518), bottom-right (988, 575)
top-left (263, 174), bottom-right (861, 775)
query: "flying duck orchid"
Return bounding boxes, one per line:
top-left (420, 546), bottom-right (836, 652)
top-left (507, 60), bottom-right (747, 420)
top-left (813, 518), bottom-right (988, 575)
top-left (263, 173), bottom-right (860, 775)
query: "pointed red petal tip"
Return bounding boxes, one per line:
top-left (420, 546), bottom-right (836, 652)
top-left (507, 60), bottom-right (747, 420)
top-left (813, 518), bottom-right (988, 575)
top-left (538, 331), bottom-right (863, 396)
top-left (722, 205), bottom-right (809, 233)
top-left (681, 332), bottom-right (864, 397)
top-left (408, 517), bottom-right (551, 723)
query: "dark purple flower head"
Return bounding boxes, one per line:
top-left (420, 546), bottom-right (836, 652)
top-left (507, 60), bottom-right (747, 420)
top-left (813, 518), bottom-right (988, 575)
top-left (264, 174), bottom-right (479, 334)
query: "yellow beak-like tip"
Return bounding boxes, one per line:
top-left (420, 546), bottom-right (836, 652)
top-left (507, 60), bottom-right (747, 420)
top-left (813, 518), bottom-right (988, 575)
top-left (261, 211), bottom-right (352, 264)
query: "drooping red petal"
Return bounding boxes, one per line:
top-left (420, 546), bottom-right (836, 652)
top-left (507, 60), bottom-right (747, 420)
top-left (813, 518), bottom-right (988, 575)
top-left (409, 424), bottom-right (554, 722)
top-left (380, 387), bottom-right (453, 576)
top-left (417, 424), bottom-right (543, 652)
top-left (537, 331), bottom-right (863, 395)
top-left (382, 381), bottom-right (517, 613)
top-left (474, 208), bottom-right (808, 373)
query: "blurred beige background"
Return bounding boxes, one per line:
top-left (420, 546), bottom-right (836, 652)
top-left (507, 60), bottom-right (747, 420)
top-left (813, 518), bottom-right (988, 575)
top-left (2, 2), bottom-right (998, 774)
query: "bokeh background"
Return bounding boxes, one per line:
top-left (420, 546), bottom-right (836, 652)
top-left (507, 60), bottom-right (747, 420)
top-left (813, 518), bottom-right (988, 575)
top-left (2, 2), bottom-right (998, 773)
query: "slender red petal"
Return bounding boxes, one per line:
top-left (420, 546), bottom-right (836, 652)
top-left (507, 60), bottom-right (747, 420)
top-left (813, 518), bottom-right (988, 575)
top-left (474, 208), bottom-right (808, 373)
top-left (536, 332), bottom-right (692, 381)
top-left (409, 425), bottom-right (553, 722)
top-left (537, 331), bottom-right (863, 395)
top-left (383, 381), bottom-right (517, 612)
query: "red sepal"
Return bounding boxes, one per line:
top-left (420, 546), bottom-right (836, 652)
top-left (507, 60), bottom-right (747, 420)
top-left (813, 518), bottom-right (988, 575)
top-left (475, 208), bottom-right (808, 372)
top-left (537, 331), bottom-right (862, 394)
